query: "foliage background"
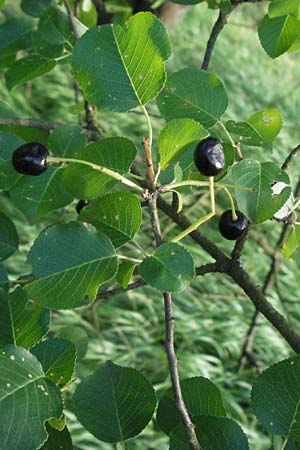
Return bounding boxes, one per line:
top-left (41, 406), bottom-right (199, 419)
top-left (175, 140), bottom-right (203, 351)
top-left (1, 1), bottom-right (300, 449)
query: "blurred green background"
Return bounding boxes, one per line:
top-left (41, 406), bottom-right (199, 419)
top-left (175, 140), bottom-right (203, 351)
top-left (1, 1), bottom-right (300, 449)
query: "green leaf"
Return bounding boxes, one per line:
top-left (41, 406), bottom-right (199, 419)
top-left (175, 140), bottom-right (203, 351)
top-left (116, 261), bottom-right (136, 288)
top-left (0, 18), bottom-right (34, 54)
top-left (0, 287), bottom-right (50, 349)
top-left (26, 223), bottom-right (118, 309)
top-left (21, 0), bottom-right (56, 17)
top-left (48, 124), bottom-right (87, 158)
top-left (10, 166), bottom-right (73, 223)
top-left (281, 225), bottom-right (300, 260)
top-left (62, 137), bottom-right (137, 199)
top-left (226, 109), bottom-right (282, 149)
top-left (40, 424), bottom-right (73, 450)
top-left (258, 14), bottom-right (300, 58)
top-left (252, 355), bottom-right (300, 441)
top-left (158, 119), bottom-right (208, 170)
top-left (0, 267), bottom-right (8, 290)
top-left (70, 0), bottom-right (97, 28)
top-left (230, 159), bottom-right (291, 224)
top-left (5, 55), bottom-right (56, 91)
top-left (0, 346), bottom-right (63, 450)
top-left (269, 0), bottom-right (300, 20)
top-left (74, 360), bottom-right (156, 442)
top-left (79, 192), bottom-right (142, 247)
top-left (0, 132), bottom-right (24, 190)
top-left (139, 242), bottom-right (194, 292)
top-left (37, 7), bottom-right (72, 46)
top-left (157, 377), bottom-right (226, 435)
top-left (72, 12), bottom-right (171, 112)
top-left (31, 338), bottom-right (76, 387)
top-left (139, 243), bottom-right (194, 293)
top-left (170, 416), bottom-right (249, 450)
top-left (0, 212), bottom-right (18, 261)
top-left (157, 69), bottom-right (228, 128)
top-left (55, 326), bottom-right (88, 359)
top-left (41, 424), bottom-right (72, 449)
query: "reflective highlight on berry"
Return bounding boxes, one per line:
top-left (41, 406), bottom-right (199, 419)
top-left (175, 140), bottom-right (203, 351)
top-left (218, 210), bottom-right (249, 240)
top-left (194, 137), bottom-right (225, 177)
top-left (12, 142), bottom-right (49, 176)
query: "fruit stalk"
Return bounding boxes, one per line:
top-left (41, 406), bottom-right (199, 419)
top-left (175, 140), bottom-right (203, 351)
top-left (47, 156), bottom-right (143, 192)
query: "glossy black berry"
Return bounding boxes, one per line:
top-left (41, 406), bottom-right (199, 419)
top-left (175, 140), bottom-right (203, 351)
top-left (76, 200), bottom-right (89, 214)
top-left (12, 142), bottom-right (49, 176)
top-left (194, 137), bottom-right (225, 177)
top-left (218, 210), bottom-right (249, 241)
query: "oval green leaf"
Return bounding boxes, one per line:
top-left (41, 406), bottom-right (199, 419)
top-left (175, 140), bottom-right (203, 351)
top-left (62, 136), bottom-right (137, 199)
top-left (157, 376), bottom-right (226, 435)
top-left (158, 118), bottom-right (208, 170)
top-left (26, 223), bottom-right (118, 309)
top-left (252, 356), bottom-right (300, 441)
top-left (10, 166), bottom-right (73, 223)
top-left (79, 192), bottom-right (142, 247)
top-left (31, 338), bottom-right (76, 387)
top-left (258, 14), bottom-right (300, 58)
top-left (0, 346), bottom-right (63, 450)
top-left (0, 287), bottom-right (50, 349)
top-left (170, 416), bottom-right (249, 450)
top-left (72, 12), bottom-right (171, 111)
top-left (230, 159), bottom-right (291, 224)
top-left (139, 242), bottom-right (194, 293)
top-left (5, 55), bottom-right (56, 91)
top-left (74, 360), bottom-right (157, 442)
top-left (226, 108), bottom-right (282, 149)
top-left (157, 69), bottom-right (228, 128)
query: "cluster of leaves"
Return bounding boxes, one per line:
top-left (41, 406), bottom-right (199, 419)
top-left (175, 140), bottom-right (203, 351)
top-left (1, 0), bottom-right (300, 448)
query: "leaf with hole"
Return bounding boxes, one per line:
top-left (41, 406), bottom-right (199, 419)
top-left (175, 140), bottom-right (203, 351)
top-left (157, 376), bottom-right (226, 435)
top-left (157, 69), bottom-right (228, 128)
top-left (79, 192), bottom-right (142, 247)
top-left (0, 287), bottom-right (50, 349)
top-left (26, 222), bottom-right (118, 309)
top-left (72, 12), bottom-right (171, 111)
top-left (139, 243), bottom-right (194, 293)
top-left (230, 159), bottom-right (291, 224)
top-left (31, 338), bottom-right (76, 387)
top-left (39, 424), bottom-right (73, 450)
top-left (0, 346), bottom-right (63, 450)
top-left (252, 355), bottom-right (300, 441)
top-left (74, 360), bottom-right (156, 442)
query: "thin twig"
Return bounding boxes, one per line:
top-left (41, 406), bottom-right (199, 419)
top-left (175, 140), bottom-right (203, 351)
top-left (63, 0), bottom-right (80, 39)
top-left (142, 108), bottom-right (201, 449)
top-left (201, 11), bottom-right (231, 71)
top-left (0, 117), bottom-right (62, 130)
top-left (281, 143), bottom-right (300, 171)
